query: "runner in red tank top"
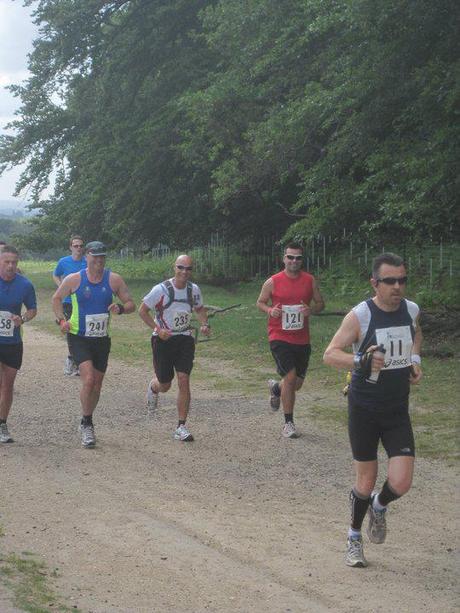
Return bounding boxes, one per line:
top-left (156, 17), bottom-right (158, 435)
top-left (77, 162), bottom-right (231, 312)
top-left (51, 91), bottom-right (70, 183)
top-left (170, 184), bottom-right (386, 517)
top-left (257, 243), bottom-right (325, 438)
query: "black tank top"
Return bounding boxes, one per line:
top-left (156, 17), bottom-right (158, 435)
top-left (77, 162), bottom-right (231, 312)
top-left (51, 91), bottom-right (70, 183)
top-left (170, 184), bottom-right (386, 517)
top-left (349, 298), bottom-right (417, 410)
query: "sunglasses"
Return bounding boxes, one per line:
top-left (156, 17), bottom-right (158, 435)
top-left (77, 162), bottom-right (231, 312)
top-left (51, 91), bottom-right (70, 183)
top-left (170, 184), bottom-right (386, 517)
top-left (377, 276), bottom-right (408, 285)
top-left (176, 265), bottom-right (193, 271)
top-left (285, 255), bottom-right (303, 261)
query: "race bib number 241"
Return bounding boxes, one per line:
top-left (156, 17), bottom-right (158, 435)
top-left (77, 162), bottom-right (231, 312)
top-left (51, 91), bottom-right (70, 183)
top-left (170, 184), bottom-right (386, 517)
top-left (85, 313), bottom-right (109, 337)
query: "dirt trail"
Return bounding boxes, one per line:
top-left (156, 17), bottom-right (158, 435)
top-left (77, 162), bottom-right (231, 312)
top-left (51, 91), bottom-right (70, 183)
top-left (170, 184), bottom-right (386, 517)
top-left (1, 327), bottom-right (458, 612)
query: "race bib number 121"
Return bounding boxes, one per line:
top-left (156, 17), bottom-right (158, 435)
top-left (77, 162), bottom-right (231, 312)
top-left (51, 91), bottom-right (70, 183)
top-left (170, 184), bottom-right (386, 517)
top-left (281, 305), bottom-right (304, 331)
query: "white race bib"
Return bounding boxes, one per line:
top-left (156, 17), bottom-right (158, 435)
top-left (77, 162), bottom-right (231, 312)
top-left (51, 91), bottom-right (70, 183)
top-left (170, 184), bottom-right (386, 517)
top-left (0, 311), bottom-right (14, 337)
top-left (376, 326), bottom-right (413, 370)
top-left (85, 313), bottom-right (109, 337)
top-left (171, 310), bottom-right (191, 332)
top-left (281, 305), bottom-right (304, 331)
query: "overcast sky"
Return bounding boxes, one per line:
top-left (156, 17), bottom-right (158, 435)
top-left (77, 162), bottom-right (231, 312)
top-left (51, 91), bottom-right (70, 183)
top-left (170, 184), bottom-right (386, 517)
top-left (0, 0), bottom-right (38, 204)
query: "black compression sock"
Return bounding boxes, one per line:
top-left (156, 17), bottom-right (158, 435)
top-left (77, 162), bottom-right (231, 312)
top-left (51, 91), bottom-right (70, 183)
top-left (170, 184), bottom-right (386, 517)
top-left (178, 420), bottom-right (186, 427)
top-left (0, 419), bottom-right (6, 424)
top-left (378, 479), bottom-right (401, 506)
top-left (81, 415), bottom-right (93, 426)
top-left (284, 413), bottom-right (293, 423)
top-left (273, 382), bottom-right (281, 396)
top-left (350, 488), bottom-right (371, 530)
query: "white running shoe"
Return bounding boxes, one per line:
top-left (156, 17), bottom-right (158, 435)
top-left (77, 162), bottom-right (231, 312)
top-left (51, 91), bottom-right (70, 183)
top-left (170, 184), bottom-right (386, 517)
top-left (367, 493), bottom-right (387, 544)
top-left (146, 383), bottom-right (159, 415)
top-left (268, 379), bottom-right (281, 411)
top-left (63, 357), bottom-right (74, 376)
top-left (346, 537), bottom-right (368, 567)
top-left (282, 421), bottom-right (298, 438)
top-left (79, 423), bottom-right (96, 448)
top-left (0, 422), bottom-right (13, 443)
top-left (174, 424), bottom-right (194, 442)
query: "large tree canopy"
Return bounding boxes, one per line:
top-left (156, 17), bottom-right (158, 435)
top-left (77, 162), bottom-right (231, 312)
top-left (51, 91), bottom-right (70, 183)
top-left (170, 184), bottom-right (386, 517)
top-left (1, 0), bottom-right (458, 249)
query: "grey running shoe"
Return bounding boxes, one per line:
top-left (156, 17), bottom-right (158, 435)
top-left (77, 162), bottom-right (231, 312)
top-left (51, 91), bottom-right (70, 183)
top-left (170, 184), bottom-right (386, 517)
top-left (346, 537), bottom-right (368, 568)
top-left (63, 356), bottom-right (74, 376)
top-left (0, 422), bottom-right (13, 443)
top-left (282, 421), bottom-right (298, 438)
top-left (146, 383), bottom-right (159, 415)
top-left (79, 423), bottom-right (96, 448)
top-left (268, 379), bottom-right (281, 411)
top-left (367, 493), bottom-right (387, 544)
top-left (174, 424), bottom-right (194, 442)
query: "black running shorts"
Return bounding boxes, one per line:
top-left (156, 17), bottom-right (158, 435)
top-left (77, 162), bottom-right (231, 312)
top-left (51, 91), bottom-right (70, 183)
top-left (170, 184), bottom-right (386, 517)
top-left (0, 342), bottom-right (23, 370)
top-left (269, 341), bottom-right (311, 379)
top-left (67, 334), bottom-right (111, 373)
top-left (348, 403), bottom-right (415, 462)
top-left (151, 334), bottom-right (195, 383)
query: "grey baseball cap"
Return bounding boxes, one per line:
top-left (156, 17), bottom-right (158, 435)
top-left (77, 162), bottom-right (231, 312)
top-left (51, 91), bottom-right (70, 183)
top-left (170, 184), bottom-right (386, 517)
top-left (85, 241), bottom-right (107, 256)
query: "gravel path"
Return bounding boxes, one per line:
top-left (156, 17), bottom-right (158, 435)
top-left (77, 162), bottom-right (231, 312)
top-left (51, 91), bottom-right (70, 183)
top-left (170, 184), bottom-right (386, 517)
top-left (0, 327), bottom-right (458, 612)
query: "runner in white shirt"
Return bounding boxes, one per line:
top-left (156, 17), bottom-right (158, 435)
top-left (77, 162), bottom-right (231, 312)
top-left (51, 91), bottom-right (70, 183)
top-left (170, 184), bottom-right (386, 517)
top-left (139, 254), bottom-right (210, 441)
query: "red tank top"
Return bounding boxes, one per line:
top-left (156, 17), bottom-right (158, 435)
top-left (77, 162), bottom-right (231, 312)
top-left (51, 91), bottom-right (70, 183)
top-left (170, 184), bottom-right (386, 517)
top-left (268, 270), bottom-right (314, 344)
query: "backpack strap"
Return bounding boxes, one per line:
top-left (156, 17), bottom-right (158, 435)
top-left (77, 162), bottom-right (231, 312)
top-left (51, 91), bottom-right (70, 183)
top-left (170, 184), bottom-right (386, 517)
top-left (161, 279), bottom-right (176, 310)
top-left (161, 279), bottom-right (195, 310)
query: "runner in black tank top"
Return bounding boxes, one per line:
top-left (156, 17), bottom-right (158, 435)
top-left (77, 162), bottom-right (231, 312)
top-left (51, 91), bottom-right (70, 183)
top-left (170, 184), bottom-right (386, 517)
top-left (323, 253), bottom-right (423, 568)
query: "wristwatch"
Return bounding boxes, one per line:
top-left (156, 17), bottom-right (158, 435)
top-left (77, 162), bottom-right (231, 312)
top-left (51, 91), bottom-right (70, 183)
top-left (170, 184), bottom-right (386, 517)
top-left (353, 353), bottom-right (362, 369)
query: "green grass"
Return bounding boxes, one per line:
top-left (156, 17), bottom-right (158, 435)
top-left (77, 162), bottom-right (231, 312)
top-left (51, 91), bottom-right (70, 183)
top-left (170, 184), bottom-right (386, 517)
top-left (0, 552), bottom-right (79, 613)
top-left (21, 262), bottom-right (459, 462)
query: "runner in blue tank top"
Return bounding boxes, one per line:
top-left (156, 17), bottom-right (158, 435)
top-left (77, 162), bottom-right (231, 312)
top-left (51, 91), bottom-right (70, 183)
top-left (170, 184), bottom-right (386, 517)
top-left (52, 241), bottom-right (135, 448)
top-left (323, 253), bottom-right (422, 568)
top-left (53, 235), bottom-right (87, 375)
top-left (0, 245), bottom-right (37, 443)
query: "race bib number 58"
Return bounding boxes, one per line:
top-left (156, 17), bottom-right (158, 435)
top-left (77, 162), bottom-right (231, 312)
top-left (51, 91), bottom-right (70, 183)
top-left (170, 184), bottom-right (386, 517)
top-left (281, 305), bottom-right (304, 331)
top-left (85, 313), bottom-right (109, 337)
top-left (0, 311), bottom-right (14, 337)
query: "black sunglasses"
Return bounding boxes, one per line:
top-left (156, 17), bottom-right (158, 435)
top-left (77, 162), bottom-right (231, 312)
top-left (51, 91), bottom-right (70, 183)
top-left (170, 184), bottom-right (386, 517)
top-left (176, 265), bottom-right (193, 271)
top-left (285, 255), bottom-right (303, 261)
top-left (377, 276), bottom-right (408, 285)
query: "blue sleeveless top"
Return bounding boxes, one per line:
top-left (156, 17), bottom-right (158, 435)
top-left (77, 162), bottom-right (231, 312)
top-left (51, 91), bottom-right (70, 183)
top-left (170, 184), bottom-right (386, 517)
top-left (69, 269), bottom-right (113, 337)
top-left (349, 298), bottom-right (418, 410)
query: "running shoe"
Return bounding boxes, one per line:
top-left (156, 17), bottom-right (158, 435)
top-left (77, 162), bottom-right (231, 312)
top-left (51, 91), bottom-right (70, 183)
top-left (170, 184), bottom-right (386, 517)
top-left (79, 423), bottom-right (96, 448)
top-left (268, 379), bottom-right (281, 411)
top-left (146, 383), bottom-right (159, 415)
top-left (346, 537), bottom-right (368, 567)
top-left (0, 422), bottom-right (13, 443)
top-left (70, 360), bottom-right (80, 376)
top-left (174, 424), bottom-right (194, 442)
top-left (63, 356), bottom-right (74, 376)
top-left (367, 493), bottom-right (387, 544)
top-left (282, 421), bottom-right (298, 438)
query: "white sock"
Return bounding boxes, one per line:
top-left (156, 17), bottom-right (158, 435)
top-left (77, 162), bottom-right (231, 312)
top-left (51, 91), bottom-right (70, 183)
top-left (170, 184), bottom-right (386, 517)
top-left (348, 528), bottom-right (361, 540)
top-left (373, 494), bottom-right (387, 512)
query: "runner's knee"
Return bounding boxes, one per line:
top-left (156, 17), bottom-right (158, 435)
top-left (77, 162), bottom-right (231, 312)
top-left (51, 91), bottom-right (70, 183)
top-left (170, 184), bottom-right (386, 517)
top-left (176, 373), bottom-right (190, 390)
top-left (157, 381), bottom-right (171, 393)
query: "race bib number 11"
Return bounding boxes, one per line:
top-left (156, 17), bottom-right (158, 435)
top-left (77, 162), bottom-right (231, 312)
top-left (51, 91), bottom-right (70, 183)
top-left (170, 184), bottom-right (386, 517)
top-left (281, 305), bottom-right (304, 331)
top-left (85, 313), bottom-right (109, 337)
top-left (0, 311), bottom-right (14, 337)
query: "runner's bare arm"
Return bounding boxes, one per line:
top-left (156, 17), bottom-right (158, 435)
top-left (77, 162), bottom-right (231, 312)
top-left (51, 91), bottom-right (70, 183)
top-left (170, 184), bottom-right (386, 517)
top-left (52, 274), bottom-right (62, 287)
top-left (11, 308), bottom-right (37, 327)
top-left (323, 311), bottom-right (361, 370)
top-left (195, 305), bottom-right (211, 336)
top-left (109, 273), bottom-right (135, 314)
top-left (410, 314), bottom-right (423, 383)
top-left (52, 273), bottom-right (80, 320)
top-left (138, 302), bottom-right (156, 330)
top-left (257, 279), bottom-right (281, 317)
top-left (138, 302), bottom-right (171, 339)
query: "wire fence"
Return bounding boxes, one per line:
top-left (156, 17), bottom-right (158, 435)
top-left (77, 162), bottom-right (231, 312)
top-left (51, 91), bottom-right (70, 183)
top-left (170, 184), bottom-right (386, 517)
top-left (117, 233), bottom-right (459, 285)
